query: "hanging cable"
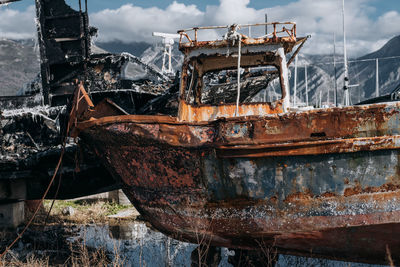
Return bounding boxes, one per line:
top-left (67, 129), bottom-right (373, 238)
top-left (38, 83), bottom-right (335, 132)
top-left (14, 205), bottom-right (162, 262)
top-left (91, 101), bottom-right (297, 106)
top-left (0, 81), bottom-right (86, 258)
top-left (235, 36), bottom-right (242, 116)
top-left (223, 24), bottom-right (242, 116)
top-left (0, 144), bottom-right (66, 258)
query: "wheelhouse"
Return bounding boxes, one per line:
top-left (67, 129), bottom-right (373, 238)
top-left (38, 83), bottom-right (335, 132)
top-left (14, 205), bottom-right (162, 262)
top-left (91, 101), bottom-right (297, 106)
top-left (177, 22), bottom-right (307, 122)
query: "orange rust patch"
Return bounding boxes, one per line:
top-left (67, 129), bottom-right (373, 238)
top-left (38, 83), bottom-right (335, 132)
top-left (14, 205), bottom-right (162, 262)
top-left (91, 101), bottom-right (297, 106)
top-left (284, 191), bottom-right (314, 203)
top-left (344, 183), bottom-right (400, 197)
top-left (344, 185), bottom-right (363, 197)
top-left (178, 100), bottom-right (283, 122)
top-left (320, 192), bottom-right (336, 198)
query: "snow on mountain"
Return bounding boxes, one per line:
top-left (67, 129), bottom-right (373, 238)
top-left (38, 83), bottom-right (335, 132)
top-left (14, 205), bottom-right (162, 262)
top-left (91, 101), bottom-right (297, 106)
top-left (0, 39), bottom-right (39, 96)
top-left (290, 35), bottom-right (400, 106)
top-left (140, 43), bottom-right (184, 74)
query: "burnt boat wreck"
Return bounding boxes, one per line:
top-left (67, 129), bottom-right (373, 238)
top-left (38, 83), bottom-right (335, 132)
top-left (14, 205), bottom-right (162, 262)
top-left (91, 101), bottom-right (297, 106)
top-left (68, 21), bottom-right (400, 265)
top-left (0, 0), bottom-right (172, 200)
top-left (2, 0), bottom-right (400, 265)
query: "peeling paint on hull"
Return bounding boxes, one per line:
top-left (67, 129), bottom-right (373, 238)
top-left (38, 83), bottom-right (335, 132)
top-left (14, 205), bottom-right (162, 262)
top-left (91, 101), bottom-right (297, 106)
top-left (78, 102), bottom-right (400, 264)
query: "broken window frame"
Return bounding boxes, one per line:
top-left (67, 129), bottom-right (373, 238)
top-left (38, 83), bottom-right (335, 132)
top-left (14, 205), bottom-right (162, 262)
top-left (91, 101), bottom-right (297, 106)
top-left (179, 53), bottom-right (285, 107)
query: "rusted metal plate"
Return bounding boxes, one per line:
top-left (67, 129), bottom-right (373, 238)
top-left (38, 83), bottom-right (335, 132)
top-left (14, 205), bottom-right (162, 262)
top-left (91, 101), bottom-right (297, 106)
top-left (78, 102), bottom-right (400, 155)
top-left (178, 100), bottom-right (283, 122)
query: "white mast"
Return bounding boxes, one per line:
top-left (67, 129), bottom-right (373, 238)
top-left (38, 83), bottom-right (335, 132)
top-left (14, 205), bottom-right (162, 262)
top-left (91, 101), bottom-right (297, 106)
top-left (305, 64), bottom-right (309, 106)
top-left (333, 33), bottom-right (338, 107)
top-left (375, 58), bottom-right (379, 97)
top-left (342, 0), bottom-right (350, 106)
top-left (293, 56), bottom-right (298, 107)
top-left (152, 32), bottom-right (181, 75)
top-left (319, 90), bottom-right (322, 107)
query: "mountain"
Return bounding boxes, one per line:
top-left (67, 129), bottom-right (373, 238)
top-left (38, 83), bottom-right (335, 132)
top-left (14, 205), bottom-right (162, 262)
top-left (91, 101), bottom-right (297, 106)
top-left (288, 35), bottom-right (400, 106)
top-left (1, 35), bottom-right (399, 105)
top-left (140, 43), bottom-right (184, 74)
top-left (0, 39), bottom-right (40, 96)
top-left (95, 41), bottom-right (151, 57)
top-left (137, 35), bottom-right (400, 106)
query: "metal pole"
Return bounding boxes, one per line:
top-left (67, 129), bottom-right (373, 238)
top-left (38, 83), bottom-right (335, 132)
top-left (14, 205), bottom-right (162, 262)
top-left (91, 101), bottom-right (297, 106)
top-left (168, 45), bottom-right (172, 73)
top-left (375, 58), bottom-right (379, 97)
top-left (161, 46), bottom-right (167, 73)
top-left (265, 14), bottom-right (268, 34)
top-left (342, 0), bottom-right (350, 106)
top-left (319, 90), bottom-right (322, 107)
top-left (333, 33), bottom-right (338, 107)
top-left (294, 56), bottom-right (298, 106)
top-left (305, 64), bottom-right (309, 106)
top-left (235, 37), bottom-right (242, 116)
top-left (327, 85), bottom-right (330, 105)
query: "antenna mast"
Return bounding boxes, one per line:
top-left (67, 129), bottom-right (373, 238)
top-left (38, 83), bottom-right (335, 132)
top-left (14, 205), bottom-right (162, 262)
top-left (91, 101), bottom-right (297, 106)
top-left (375, 58), bottom-right (379, 97)
top-left (294, 56), bottom-right (298, 107)
top-left (305, 64), bottom-right (309, 106)
top-left (333, 33), bottom-right (338, 107)
top-left (152, 32), bottom-right (181, 75)
top-left (342, 0), bottom-right (350, 106)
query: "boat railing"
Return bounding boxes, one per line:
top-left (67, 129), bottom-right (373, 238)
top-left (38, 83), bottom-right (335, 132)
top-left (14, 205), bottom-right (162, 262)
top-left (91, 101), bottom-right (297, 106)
top-left (177, 22), bottom-right (297, 46)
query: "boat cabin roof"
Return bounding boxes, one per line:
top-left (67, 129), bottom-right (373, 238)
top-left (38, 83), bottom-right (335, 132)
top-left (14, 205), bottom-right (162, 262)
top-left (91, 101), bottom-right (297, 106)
top-left (178, 22), bottom-right (306, 60)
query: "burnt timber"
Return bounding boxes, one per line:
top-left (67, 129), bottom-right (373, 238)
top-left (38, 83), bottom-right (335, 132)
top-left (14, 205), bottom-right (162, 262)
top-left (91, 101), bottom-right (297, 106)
top-left (0, 0), bottom-right (171, 200)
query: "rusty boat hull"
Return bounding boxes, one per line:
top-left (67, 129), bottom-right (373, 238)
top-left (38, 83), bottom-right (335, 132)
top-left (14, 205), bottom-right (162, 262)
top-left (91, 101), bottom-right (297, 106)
top-left (77, 102), bottom-right (400, 264)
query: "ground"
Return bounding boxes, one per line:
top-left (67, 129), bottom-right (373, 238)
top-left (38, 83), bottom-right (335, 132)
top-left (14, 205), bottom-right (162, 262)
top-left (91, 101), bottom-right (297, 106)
top-left (0, 199), bottom-right (136, 266)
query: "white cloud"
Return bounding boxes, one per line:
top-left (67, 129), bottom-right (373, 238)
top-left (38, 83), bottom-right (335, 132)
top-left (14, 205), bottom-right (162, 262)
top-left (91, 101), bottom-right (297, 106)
top-left (90, 0), bottom-right (400, 57)
top-left (90, 2), bottom-right (204, 43)
top-left (376, 11), bottom-right (400, 36)
top-left (1, 1), bottom-right (399, 57)
top-left (0, 5), bottom-right (36, 39)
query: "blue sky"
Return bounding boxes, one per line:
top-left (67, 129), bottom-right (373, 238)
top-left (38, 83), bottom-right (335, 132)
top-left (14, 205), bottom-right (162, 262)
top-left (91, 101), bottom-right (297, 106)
top-left (10, 0), bottom-right (400, 20)
top-left (2, 0), bottom-right (400, 56)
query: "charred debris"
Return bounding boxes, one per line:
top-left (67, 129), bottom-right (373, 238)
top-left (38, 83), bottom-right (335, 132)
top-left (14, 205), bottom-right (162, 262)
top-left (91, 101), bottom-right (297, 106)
top-left (0, 0), bottom-right (177, 199)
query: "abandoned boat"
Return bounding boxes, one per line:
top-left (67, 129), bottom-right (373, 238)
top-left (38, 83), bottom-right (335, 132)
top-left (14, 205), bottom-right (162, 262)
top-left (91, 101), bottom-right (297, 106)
top-left (72, 23), bottom-right (400, 264)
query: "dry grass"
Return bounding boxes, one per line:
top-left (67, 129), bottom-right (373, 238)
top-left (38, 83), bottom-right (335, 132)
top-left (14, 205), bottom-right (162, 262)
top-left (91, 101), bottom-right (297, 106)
top-left (0, 236), bottom-right (125, 267)
top-left (67, 242), bottom-right (110, 267)
top-left (386, 244), bottom-right (395, 267)
top-left (34, 200), bottom-right (131, 225)
top-left (0, 254), bottom-right (50, 267)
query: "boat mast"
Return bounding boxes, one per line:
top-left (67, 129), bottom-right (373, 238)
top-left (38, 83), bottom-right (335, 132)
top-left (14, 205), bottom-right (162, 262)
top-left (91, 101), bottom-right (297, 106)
top-left (152, 32), bottom-right (180, 75)
top-left (265, 14), bottom-right (268, 35)
top-left (376, 58), bottom-right (379, 97)
top-left (342, 0), bottom-right (350, 106)
top-left (305, 64), bottom-right (309, 106)
top-left (294, 56), bottom-right (298, 107)
top-left (333, 33), bottom-right (338, 107)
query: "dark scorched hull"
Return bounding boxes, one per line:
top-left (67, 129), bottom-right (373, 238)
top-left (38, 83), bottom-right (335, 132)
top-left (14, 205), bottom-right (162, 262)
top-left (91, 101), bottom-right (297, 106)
top-left (78, 102), bottom-right (400, 264)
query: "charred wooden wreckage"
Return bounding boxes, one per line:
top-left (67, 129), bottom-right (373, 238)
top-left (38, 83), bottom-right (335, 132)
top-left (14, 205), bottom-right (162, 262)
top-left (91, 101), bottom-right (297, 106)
top-left (0, 0), bottom-right (172, 199)
top-left (68, 21), bottom-right (400, 264)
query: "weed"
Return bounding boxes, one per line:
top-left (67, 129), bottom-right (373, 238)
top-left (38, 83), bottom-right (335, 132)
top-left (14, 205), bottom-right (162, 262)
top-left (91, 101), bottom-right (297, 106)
top-left (40, 200), bottom-right (132, 224)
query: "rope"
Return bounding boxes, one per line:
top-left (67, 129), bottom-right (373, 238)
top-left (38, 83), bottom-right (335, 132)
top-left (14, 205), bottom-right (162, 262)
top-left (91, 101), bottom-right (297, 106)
top-left (235, 38), bottom-right (242, 116)
top-left (0, 84), bottom-right (80, 258)
top-left (44, 162), bottom-right (63, 225)
top-left (0, 144), bottom-right (66, 258)
top-left (223, 24), bottom-right (242, 116)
